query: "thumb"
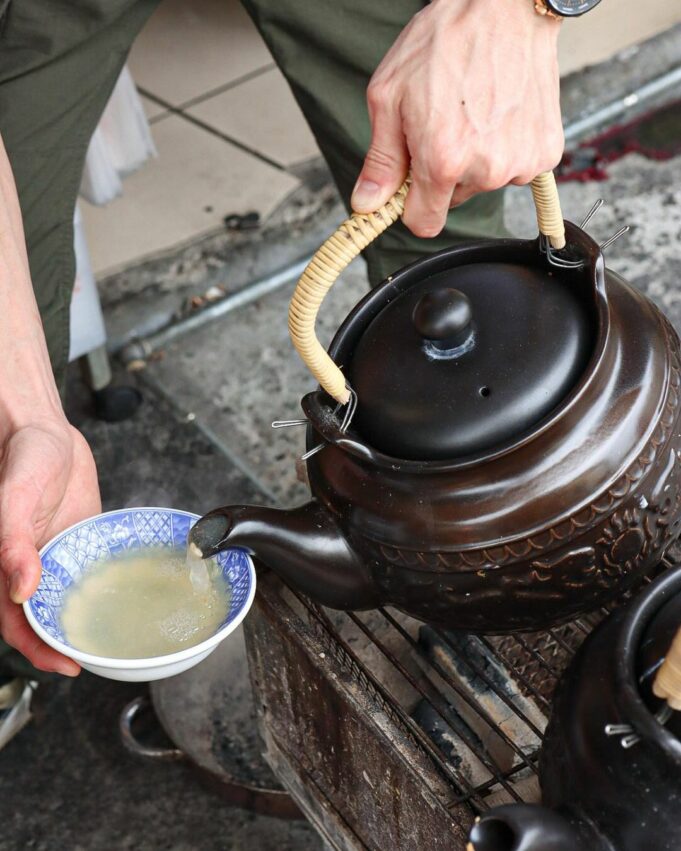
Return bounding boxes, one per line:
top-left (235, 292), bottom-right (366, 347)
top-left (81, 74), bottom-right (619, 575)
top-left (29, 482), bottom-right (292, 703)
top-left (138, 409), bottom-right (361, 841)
top-left (0, 529), bottom-right (43, 605)
top-left (351, 111), bottom-right (409, 214)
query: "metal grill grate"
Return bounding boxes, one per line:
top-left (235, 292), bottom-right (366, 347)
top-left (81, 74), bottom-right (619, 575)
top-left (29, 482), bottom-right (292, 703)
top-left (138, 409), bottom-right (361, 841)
top-left (284, 556), bottom-right (673, 817)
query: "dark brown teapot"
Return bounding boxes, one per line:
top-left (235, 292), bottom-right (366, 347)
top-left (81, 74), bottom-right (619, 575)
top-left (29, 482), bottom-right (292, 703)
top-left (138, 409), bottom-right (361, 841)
top-left (468, 565), bottom-right (681, 851)
top-left (191, 174), bottom-right (681, 633)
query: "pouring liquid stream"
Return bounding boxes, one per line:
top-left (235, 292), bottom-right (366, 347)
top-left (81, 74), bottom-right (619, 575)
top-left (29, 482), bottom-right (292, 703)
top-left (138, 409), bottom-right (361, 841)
top-left (186, 540), bottom-right (211, 594)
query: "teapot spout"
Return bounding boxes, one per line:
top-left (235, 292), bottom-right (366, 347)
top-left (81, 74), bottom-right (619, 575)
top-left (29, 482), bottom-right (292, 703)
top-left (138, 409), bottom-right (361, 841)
top-left (189, 501), bottom-right (379, 610)
top-left (468, 805), bottom-right (594, 851)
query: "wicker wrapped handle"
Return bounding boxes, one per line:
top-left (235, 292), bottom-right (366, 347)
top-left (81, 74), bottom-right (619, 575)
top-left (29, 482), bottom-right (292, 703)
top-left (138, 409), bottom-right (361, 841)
top-left (653, 626), bottom-right (681, 711)
top-left (289, 171), bottom-right (566, 405)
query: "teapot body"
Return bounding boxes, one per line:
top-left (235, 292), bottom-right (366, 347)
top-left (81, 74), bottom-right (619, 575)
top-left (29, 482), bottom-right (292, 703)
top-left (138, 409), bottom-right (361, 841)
top-left (304, 234), bottom-right (681, 632)
top-left (470, 566), bottom-right (681, 851)
top-left (536, 566), bottom-right (681, 850)
top-left (193, 232), bottom-right (681, 635)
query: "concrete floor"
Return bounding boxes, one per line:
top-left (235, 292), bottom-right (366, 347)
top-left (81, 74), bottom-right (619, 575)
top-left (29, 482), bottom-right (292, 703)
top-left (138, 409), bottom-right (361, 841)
top-left (2, 43), bottom-right (681, 851)
top-left (0, 675), bottom-right (321, 851)
top-left (0, 374), bottom-right (324, 851)
top-left (82, 0), bottom-right (681, 277)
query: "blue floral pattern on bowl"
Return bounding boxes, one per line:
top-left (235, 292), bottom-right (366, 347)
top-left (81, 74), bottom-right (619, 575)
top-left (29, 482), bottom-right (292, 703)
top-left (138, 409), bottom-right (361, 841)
top-left (28, 508), bottom-right (254, 647)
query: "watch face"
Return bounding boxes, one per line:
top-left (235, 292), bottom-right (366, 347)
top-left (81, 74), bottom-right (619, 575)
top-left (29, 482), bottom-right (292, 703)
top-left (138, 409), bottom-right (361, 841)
top-left (548, 0), bottom-right (603, 15)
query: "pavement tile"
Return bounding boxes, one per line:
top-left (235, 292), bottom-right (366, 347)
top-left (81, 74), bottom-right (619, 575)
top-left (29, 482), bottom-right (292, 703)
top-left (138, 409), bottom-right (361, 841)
top-left (129, 0), bottom-right (272, 107)
top-left (187, 68), bottom-right (320, 168)
top-left (80, 115), bottom-right (299, 277)
top-left (559, 0), bottom-right (681, 75)
top-left (139, 93), bottom-right (168, 123)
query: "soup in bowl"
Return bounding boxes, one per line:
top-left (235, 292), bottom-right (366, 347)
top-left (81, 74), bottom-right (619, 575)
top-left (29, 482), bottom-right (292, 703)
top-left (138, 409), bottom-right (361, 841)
top-left (23, 507), bottom-right (256, 681)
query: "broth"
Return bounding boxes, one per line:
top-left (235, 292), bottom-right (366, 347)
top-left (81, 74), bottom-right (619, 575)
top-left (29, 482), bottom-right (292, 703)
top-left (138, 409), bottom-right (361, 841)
top-left (60, 546), bottom-right (230, 659)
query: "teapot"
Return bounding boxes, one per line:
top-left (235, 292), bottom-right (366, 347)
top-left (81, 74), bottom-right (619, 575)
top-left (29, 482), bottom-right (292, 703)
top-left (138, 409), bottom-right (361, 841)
top-left (468, 564), bottom-right (681, 851)
top-left (190, 174), bottom-right (681, 633)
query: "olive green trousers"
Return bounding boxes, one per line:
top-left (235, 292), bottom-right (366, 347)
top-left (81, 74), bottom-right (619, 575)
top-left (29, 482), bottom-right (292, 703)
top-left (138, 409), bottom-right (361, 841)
top-left (0, 0), bottom-right (506, 394)
top-left (0, 1), bottom-right (504, 675)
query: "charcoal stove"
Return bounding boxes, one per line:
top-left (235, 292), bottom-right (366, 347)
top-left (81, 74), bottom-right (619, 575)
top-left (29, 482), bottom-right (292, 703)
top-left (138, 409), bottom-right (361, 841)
top-left (241, 556), bottom-right (676, 851)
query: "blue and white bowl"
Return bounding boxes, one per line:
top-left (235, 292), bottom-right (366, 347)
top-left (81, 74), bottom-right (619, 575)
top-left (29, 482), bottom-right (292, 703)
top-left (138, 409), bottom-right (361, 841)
top-left (23, 507), bottom-right (256, 682)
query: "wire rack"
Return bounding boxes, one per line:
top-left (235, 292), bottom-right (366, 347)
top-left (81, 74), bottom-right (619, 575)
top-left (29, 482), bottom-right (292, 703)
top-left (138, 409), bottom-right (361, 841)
top-left (284, 556), bottom-right (674, 817)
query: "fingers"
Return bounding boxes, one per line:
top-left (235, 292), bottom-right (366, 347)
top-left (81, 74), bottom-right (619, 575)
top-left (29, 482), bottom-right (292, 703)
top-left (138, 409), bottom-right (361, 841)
top-left (353, 92), bottom-right (556, 232)
top-left (0, 424), bottom-right (90, 678)
top-left (401, 134), bottom-right (464, 237)
top-left (0, 531), bottom-right (78, 676)
top-left (351, 83), bottom-right (409, 214)
top-left (403, 170), bottom-right (458, 237)
top-left (449, 158), bottom-right (554, 211)
top-left (0, 533), bottom-right (43, 605)
top-left (449, 183), bottom-right (473, 208)
top-left (0, 585), bottom-right (79, 676)
top-left (0, 440), bottom-right (47, 606)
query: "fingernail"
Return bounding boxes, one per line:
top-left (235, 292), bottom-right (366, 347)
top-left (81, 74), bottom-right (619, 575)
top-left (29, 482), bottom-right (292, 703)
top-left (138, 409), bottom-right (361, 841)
top-left (8, 572), bottom-right (23, 603)
top-left (351, 178), bottom-right (382, 211)
top-left (54, 661), bottom-right (80, 677)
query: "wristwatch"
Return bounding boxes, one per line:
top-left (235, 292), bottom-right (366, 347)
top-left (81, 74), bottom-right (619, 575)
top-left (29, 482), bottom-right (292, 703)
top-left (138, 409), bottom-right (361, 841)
top-left (534, 0), bottom-right (603, 17)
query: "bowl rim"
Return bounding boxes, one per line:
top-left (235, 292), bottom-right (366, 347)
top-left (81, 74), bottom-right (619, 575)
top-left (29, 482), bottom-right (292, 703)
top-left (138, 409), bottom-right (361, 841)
top-left (22, 507), bottom-right (257, 670)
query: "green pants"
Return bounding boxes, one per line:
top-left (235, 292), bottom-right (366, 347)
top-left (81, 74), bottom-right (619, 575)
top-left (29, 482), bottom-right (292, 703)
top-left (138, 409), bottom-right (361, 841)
top-left (0, 0), bottom-right (506, 394)
top-left (240, 0), bottom-right (507, 285)
top-left (0, 0), bottom-right (507, 678)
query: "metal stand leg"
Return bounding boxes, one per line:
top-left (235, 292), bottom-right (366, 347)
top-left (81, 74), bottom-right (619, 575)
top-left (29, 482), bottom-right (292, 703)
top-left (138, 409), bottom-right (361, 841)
top-left (80, 344), bottom-right (113, 392)
top-left (80, 345), bottom-right (142, 423)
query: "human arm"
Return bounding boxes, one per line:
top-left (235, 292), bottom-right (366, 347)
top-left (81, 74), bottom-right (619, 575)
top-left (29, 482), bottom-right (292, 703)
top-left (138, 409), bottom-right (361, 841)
top-left (0, 134), bottom-right (101, 676)
top-left (351, 0), bottom-right (564, 236)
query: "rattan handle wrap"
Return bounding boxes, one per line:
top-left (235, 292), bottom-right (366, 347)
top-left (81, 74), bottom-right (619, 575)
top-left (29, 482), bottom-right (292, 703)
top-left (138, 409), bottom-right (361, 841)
top-left (288, 179), bottom-right (410, 404)
top-left (289, 172), bottom-right (565, 404)
top-left (653, 626), bottom-right (681, 711)
top-left (531, 171), bottom-right (566, 250)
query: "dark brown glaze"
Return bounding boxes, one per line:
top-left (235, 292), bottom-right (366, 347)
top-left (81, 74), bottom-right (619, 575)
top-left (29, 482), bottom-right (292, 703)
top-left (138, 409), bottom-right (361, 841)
top-left (192, 224), bottom-right (681, 633)
top-left (472, 565), bottom-right (681, 851)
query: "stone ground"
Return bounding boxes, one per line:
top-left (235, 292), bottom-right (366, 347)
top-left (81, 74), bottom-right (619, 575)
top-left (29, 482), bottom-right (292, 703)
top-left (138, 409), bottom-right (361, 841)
top-left (1, 40), bottom-right (681, 851)
top-left (0, 375), bottom-right (325, 851)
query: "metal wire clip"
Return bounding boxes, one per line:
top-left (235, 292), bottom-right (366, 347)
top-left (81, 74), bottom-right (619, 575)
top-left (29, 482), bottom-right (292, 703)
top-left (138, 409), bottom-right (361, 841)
top-left (301, 386), bottom-right (358, 462)
top-left (605, 703), bottom-right (674, 749)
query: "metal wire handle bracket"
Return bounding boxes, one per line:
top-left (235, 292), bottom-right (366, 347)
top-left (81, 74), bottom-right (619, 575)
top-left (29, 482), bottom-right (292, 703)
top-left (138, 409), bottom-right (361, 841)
top-left (300, 386), bottom-right (358, 461)
top-left (288, 172), bottom-right (567, 405)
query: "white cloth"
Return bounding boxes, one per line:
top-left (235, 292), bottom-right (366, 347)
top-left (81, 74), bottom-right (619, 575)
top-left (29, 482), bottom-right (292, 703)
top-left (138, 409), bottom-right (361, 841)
top-left (70, 204), bottom-right (108, 361)
top-left (79, 65), bottom-right (157, 206)
top-left (71, 65), bottom-right (156, 360)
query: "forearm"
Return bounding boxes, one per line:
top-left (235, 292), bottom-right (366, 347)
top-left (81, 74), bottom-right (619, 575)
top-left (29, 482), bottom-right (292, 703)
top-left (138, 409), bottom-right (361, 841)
top-left (0, 143), bottom-right (98, 678)
top-left (0, 133), bottom-right (65, 432)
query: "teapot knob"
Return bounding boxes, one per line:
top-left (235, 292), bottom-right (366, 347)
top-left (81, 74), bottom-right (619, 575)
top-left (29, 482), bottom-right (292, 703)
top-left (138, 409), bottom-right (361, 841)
top-left (412, 289), bottom-right (473, 351)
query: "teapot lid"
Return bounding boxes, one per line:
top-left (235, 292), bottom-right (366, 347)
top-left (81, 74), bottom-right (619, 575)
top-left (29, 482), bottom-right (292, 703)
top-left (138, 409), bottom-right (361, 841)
top-left (347, 257), bottom-right (596, 460)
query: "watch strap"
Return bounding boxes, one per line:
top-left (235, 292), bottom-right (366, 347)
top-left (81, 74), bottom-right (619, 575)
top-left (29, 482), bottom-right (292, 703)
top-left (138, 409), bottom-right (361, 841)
top-left (534, 1), bottom-right (563, 19)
